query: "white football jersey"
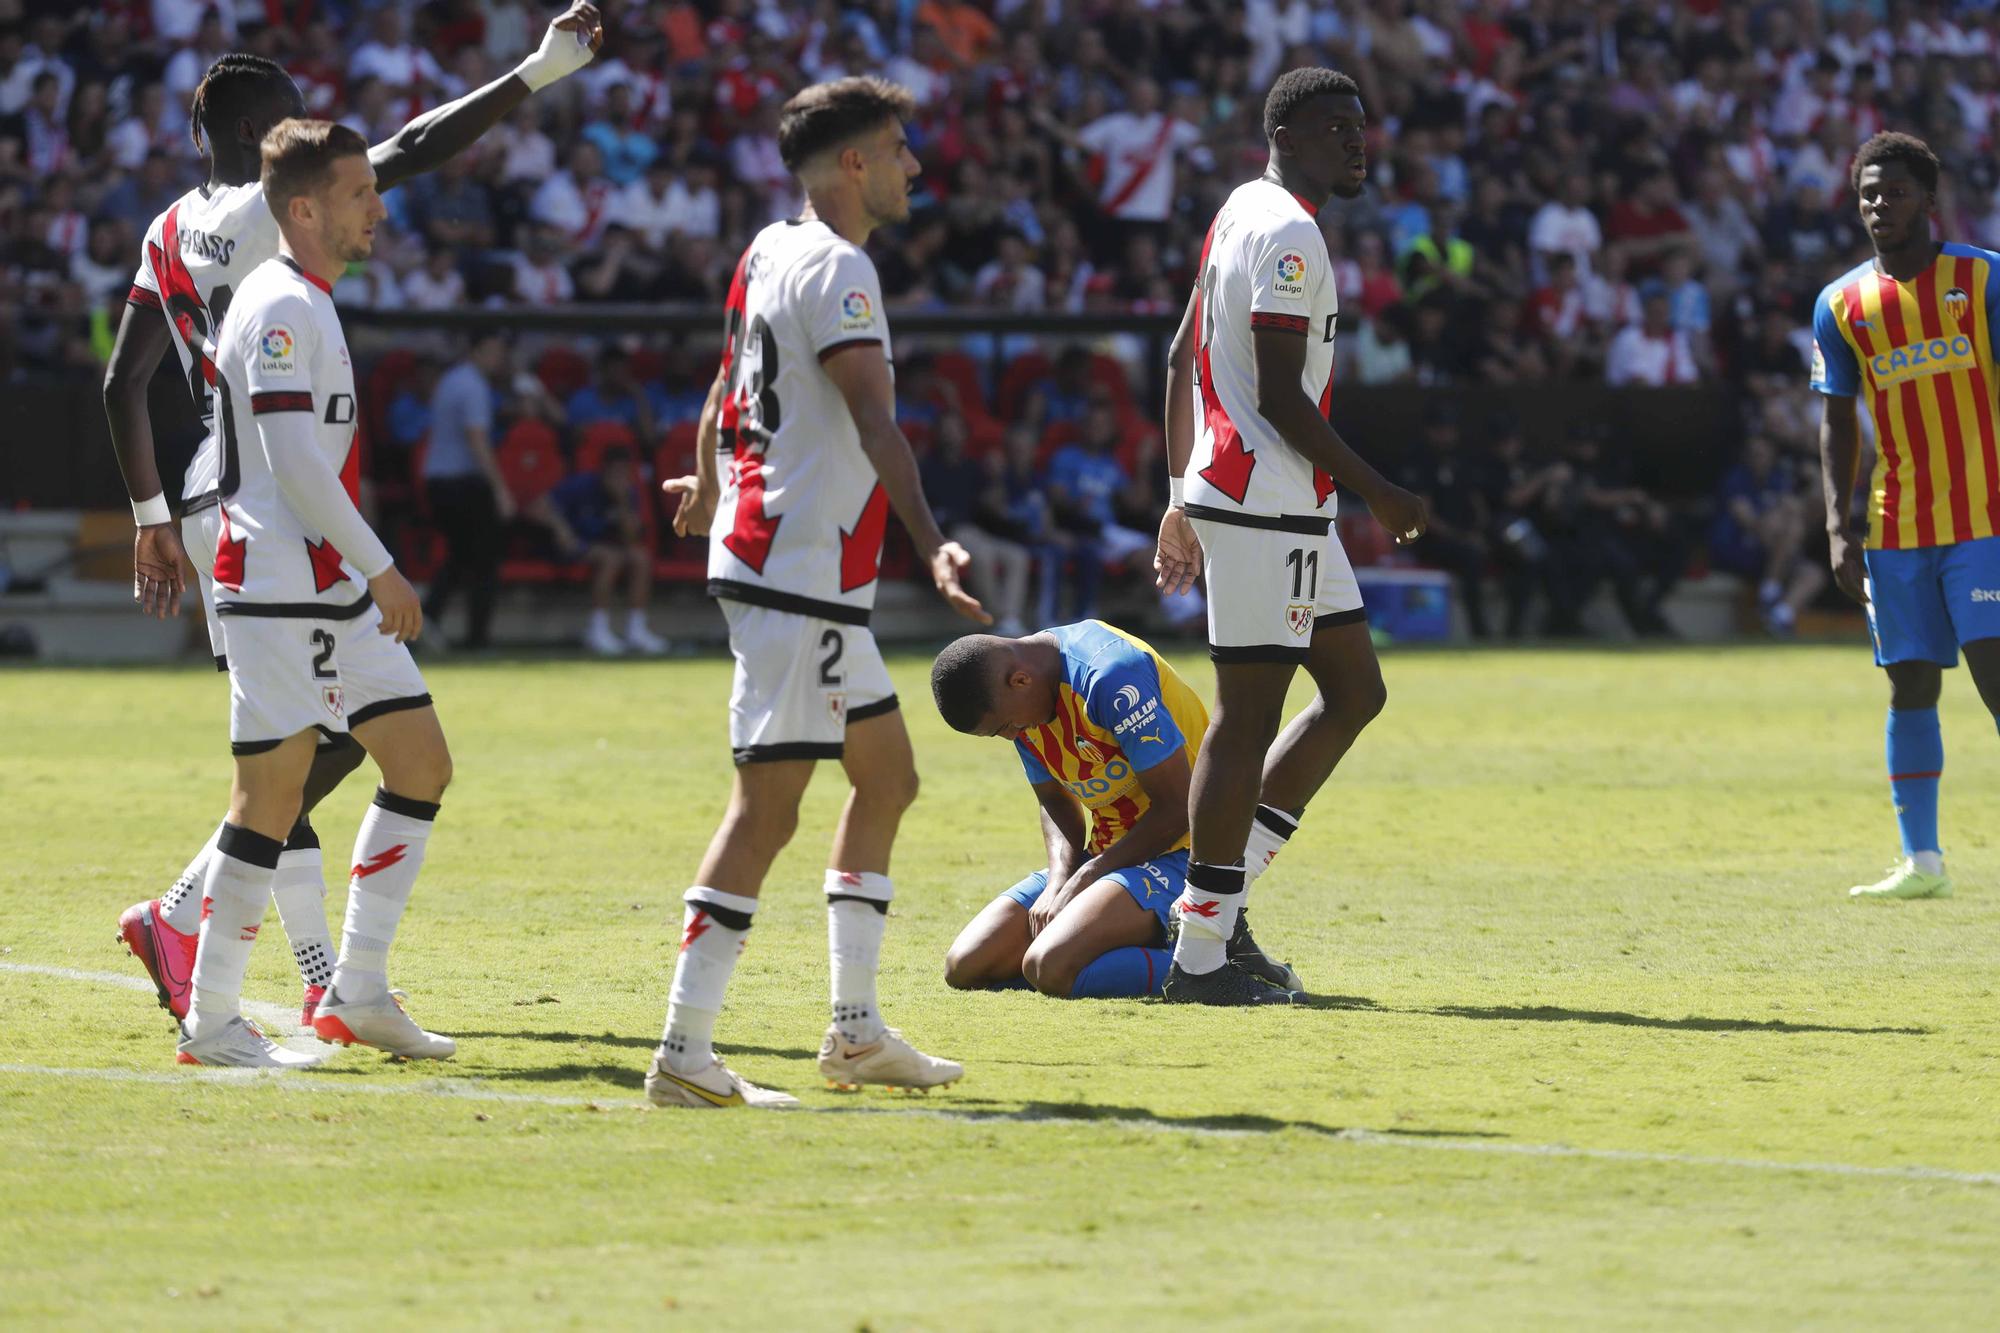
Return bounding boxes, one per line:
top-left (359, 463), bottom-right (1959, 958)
top-left (127, 181), bottom-right (282, 503)
top-left (708, 218), bottom-right (892, 624)
top-left (208, 256), bottom-right (369, 611)
top-left (1183, 178), bottom-right (1340, 523)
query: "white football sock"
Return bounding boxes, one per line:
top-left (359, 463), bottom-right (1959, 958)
top-left (1242, 805), bottom-right (1299, 889)
top-left (160, 821), bottom-right (224, 934)
top-left (187, 825), bottom-right (283, 1038)
top-left (1171, 861), bottom-right (1245, 975)
top-left (661, 886), bottom-right (757, 1072)
top-left (1913, 850), bottom-right (1946, 876)
top-left (329, 790), bottom-right (438, 1005)
top-left (826, 869), bottom-right (892, 1044)
top-left (589, 608), bottom-right (612, 635)
top-left (272, 835), bottom-right (336, 991)
top-left (624, 608), bottom-right (650, 634)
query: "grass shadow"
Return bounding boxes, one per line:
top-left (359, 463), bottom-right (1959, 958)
top-left (825, 1098), bottom-right (1508, 1141)
top-left (450, 1030), bottom-right (821, 1061)
top-left (1294, 993), bottom-right (1927, 1036)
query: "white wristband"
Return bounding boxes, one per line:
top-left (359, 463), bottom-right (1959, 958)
top-left (1168, 476), bottom-right (1185, 508)
top-left (132, 493), bottom-right (172, 527)
top-left (513, 21), bottom-right (594, 92)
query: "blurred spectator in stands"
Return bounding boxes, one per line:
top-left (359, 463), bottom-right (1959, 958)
top-left (1483, 413), bottom-right (1565, 638)
top-left (1042, 74), bottom-right (1206, 252)
top-left (920, 410), bottom-right (1031, 637)
top-left (1543, 422), bottom-right (1684, 639)
top-left (1529, 171), bottom-right (1601, 281)
top-left (385, 354), bottom-right (441, 451)
top-left (540, 445), bottom-right (668, 656)
top-left (729, 100), bottom-right (792, 220)
top-left (1681, 167), bottom-right (1761, 296)
top-left (405, 247), bottom-right (468, 312)
top-left (1046, 393), bottom-right (1155, 621)
top-left (350, 5), bottom-right (448, 121)
top-left (918, 0), bottom-right (1000, 67)
top-left (1398, 204), bottom-right (1474, 303)
top-left (973, 229), bottom-right (1047, 312)
top-left (612, 158), bottom-right (684, 252)
top-left (163, 12), bottom-right (227, 107)
top-left (1708, 434), bottom-right (1827, 638)
top-left (1606, 169), bottom-right (1692, 281)
top-left (994, 421), bottom-right (1070, 629)
top-left (17, 71), bottom-right (68, 176)
top-left (409, 152), bottom-right (495, 252)
top-left (71, 218), bottom-right (130, 305)
top-left (1471, 296), bottom-right (1547, 384)
top-left (1402, 403), bottom-right (1497, 638)
top-left (41, 176), bottom-right (84, 263)
top-left (1607, 282), bottom-right (1701, 387)
top-left (576, 222), bottom-right (662, 300)
top-left (422, 333), bottom-right (515, 651)
top-left (1407, 293), bottom-right (1468, 384)
top-left (1354, 303), bottom-right (1415, 384)
top-left (1024, 346), bottom-right (1094, 430)
top-left (583, 83), bottom-right (657, 186)
top-left (532, 141), bottom-right (615, 250)
top-left (567, 346), bottom-right (655, 441)
top-left (495, 102), bottom-right (558, 189)
top-left (513, 225), bottom-right (576, 305)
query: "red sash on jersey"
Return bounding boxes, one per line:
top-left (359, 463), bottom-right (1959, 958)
top-left (1100, 115), bottom-right (1180, 215)
top-left (580, 181), bottom-right (610, 243)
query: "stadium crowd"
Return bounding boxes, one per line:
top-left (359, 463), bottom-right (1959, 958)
top-left (4, 0), bottom-right (1983, 643)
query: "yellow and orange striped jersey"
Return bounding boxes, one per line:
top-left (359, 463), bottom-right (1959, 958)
top-left (1811, 243), bottom-right (2000, 549)
top-left (1013, 621), bottom-right (1208, 856)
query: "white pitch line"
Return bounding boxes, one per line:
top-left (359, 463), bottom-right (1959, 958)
top-left (5, 961), bottom-right (330, 1056)
top-left (5, 961), bottom-right (1997, 1189)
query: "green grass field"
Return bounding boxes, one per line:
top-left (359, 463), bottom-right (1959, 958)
top-left (3, 643), bottom-right (1998, 1329)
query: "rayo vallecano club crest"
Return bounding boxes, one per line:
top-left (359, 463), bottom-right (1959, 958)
top-left (1945, 287), bottom-right (1970, 323)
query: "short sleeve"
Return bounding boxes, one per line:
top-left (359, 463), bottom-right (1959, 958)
top-left (1075, 115), bottom-right (1119, 154)
top-left (796, 243), bottom-right (886, 359)
top-left (1087, 652), bottom-right (1185, 773)
top-left (241, 294), bottom-right (320, 408)
top-left (1015, 738), bottom-right (1054, 785)
top-left (1248, 219), bottom-right (1325, 334)
top-left (128, 251), bottom-right (161, 309)
top-left (1810, 291), bottom-right (1859, 397)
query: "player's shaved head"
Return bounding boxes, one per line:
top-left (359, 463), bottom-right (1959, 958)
top-left (931, 634), bottom-right (1013, 734)
top-left (779, 77), bottom-right (916, 172)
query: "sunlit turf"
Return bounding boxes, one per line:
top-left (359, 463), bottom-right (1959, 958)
top-left (3, 643), bottom-right (1997, 1328)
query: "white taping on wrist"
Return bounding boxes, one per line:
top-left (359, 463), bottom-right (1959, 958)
top-left (132, 493), bottom-right (172, 527)
top-left (513, 23), bottom-right (593, 92)
top-left (1168, 476), bottom-right (1185, 508)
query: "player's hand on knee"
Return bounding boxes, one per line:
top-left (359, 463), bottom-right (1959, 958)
top-left (133, 523), bottom-right (187, 620)
top-left (1155, 507), bottom-right (1202, 595)
top-left (931, 541), bottom-right (993, 624)
top-left (1829, 531), bottom-right (1869, 604)
top-left (370, 567), bottom-right (423, 642)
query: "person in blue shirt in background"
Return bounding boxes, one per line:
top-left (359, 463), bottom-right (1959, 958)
top-left (565, 346), bottom-right (655, 440)
top-left (1708, 433), bottom-right (1826, 637)
top-left (1046, 393), bottom-right (1163, 619)
top-left (543, 445), bottom-right (668, 656)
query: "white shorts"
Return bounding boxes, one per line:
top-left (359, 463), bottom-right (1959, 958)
top-left (218, 601), bottom-right (431, 754)
top-left (720, 600), bottom-right (896, 764)
top-left (180, 503), bottom-right (227, 670)
top-left (1188, 514), bottom-right (1365, 663)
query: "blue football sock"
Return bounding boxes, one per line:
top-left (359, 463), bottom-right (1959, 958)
top-left (1886, 707), bottom-right (1943, 856)
top-left (1069, 947), bottom-right (1171, 998)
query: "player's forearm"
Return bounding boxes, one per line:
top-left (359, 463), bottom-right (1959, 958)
top-left (102, 308), bottom-right (170, 515)
top-left (1259, 389), bottom-right (1393, 500)
top-left (1036, 793), bottom-right (1088, 880)
top-left (696, 371), bottom-right (724, 491)
top-left (1818, 407), bottom-right (1863, 536)
top-left (370, 76), bottom-right (530, 192)
top-left (1078, 806), bottom-right (1186, 881)
top-left (258, 414), bottom-right (395, 578)
top-left (857, 417), bottom-right (949, 554)
top-left (1162, 291), bottom-right (1196, 486)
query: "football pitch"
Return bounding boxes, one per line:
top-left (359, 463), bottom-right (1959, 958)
top-left (3, 643), bottom-right (1997, 1328)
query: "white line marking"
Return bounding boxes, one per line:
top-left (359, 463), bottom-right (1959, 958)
top-left (6, 961), bottom-right (328, 1056)
top-left (5, 960), bottom-right (1996, 1188)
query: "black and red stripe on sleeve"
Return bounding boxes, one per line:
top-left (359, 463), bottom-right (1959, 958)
top-left (251, 391), bottom-right (315, 414)
top-left (127, 284), bottom-right (162, 309)
top-left (1249, 312), bottom-right (1311, 334)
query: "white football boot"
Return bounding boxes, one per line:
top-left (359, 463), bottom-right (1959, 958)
top-left (623, 614), bottom-right (669, 655)
top-left (817, 1024), bottom-right (963, 1092)
top-left (177, 1016), bottom-right (326, 1069)
top-left (311, 989), bottom-right (456, 1060)
top-left (644, 1053), bottom-right (799, 1109)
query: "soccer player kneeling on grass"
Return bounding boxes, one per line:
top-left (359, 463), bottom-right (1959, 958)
top-left (933, 621), bottom-right (1299, 998)
top-left (177, 120), bottom-right (453, 1067)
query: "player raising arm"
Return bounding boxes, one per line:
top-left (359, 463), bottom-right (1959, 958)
top-left (106, 6), bottom-right (600, 1031)
top-left (1810, 131), bottom-right (2000, 901)
top-left (1154, 69), bottom-right (1427, 1005)
top-left (647, 78), bottom-right (986, 1109)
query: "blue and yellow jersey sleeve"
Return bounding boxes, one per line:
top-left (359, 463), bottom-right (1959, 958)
top-left (1810, 282), bottom-right (1860, 397)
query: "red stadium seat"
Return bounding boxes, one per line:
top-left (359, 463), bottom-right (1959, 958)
top-left (1086, 353), bottom-right (1131, 403)
top-left (1037, 420), bottom-right (1079, 466)
top-left (496, 419), bottom-right (565, 505)
top-left (574, 420), bottom-right (638, 476)
top-left (535, 346), bottom-right (590, 400)
top-left (998, 351), bottom-right (1053, 409)
top-left (929, 350), bottom-right (987, 413)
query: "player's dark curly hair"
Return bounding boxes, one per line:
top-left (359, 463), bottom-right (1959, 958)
top-left (778, 76), bottom-right (917, 172)
top-left (930, 635), bottom-right (1008, 734)
top-left (1850, 131), bottom-right (1940, 195)
top-left (1263, 67), bottom-right (1361, 140)
top-left (189, 53), bottom-right (295, 157)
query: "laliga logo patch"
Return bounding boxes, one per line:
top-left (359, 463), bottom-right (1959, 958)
top-left (1810, 339), bottom-right (1826, 382)
top-left (1274, 252), bottom-right (1306, 297)
top-left (1946, 287), bottom-right (1970, 323)
top-left (839, 288), bottom-right (874, 330)
top-left (259, 325), bottom-right (296, 374)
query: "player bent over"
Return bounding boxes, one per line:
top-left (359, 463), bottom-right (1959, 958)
top-left (1153, 69), bottom-right (1429, 1005)
top-left (107, 7), bottom-right (601, 1027)
top-left (178, 121), bottom-right (453, 1067)
top-left (649, 77), bottom-right (988, 1108)
top-left (932, 622), bottom-right (1299, 999)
